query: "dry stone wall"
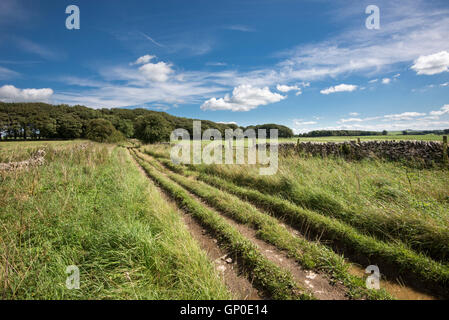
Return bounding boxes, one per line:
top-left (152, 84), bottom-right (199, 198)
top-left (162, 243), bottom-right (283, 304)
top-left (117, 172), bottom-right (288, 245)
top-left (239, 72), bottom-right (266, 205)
top-left (0, 150), bottom-right (46, 172)
top-left (260, 141), bottom-right (446, 166)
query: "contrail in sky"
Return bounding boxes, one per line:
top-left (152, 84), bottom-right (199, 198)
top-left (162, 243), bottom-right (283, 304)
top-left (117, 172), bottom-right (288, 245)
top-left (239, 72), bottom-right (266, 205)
top-left (140, 32), bottom-right (165, 47)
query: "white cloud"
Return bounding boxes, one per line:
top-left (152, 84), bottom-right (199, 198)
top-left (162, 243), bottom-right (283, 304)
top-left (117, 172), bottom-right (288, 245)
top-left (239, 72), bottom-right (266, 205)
top-left (276, 84), bottom-right (298, 92)
top-left (384, 112), bottom-right (426, 120)
top-left (293, 119), bottom-right (317, 126)
top-left (349, 112), bottom-right (360, 116)
top-left (0, 85), bottom-right (53, 102)
top-left (382, 78), bottom-right (391, 84)
top-left (225, 25), bottom-right (255, 32)
top-left (368, 79), bottom-right (378, 83)
top-left (206, 62), bottom-right (227, 66)
top-left (201, 85), bottom-right (285, 112)
top-left (0, 66), bottom-right (19, 79)
top-left (393, 73), bottom-right (401, 78)
top-left (132, 54), bottom-right (156, 65)
top-left (339, 118), bottom-right (364, 123)
top-left (440, 82), bottom-right (449, 87)
top-left (429, 104), bottom-right (449, 116)
top-left (411, 51), bottom-right (449, 75)
top-left (320, 84), bottom-right (357, 95)
top-left (138, 61), bottom-right (174, 82)
top-left (277, 2), bottom-right (449, 83)
top-left (217, 121), bottom-right (238, 125)
top-left (276, 84), bottom-right (302, 95)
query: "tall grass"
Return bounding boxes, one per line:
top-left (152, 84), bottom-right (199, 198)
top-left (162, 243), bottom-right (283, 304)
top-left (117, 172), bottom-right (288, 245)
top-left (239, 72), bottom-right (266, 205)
top-left (190, 171), bottom-right (449, 288)
top-left (182, 154), bottom-right (449, 262)
top-left (131, 149), bottom-right (313, 300)
top-left (0, 142), bottom-right (230, 299)
top-left (140, 152), bottom-right (391, 299)
top-left (141, 147), bottom-right (449, 288)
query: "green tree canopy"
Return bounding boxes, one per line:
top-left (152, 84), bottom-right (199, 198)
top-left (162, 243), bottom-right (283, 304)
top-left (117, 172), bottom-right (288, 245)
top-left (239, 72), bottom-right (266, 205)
top-left (135, 114), bottom-right (172, 144)
top-left (86, 118), bottom-right (124, 143)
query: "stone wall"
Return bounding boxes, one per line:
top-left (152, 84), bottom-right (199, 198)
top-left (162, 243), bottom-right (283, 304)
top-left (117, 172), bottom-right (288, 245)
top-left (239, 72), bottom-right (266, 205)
top-left (0, 150), bottom-right (46, 172)
top-left (259, 141), bottom-right (446, 166)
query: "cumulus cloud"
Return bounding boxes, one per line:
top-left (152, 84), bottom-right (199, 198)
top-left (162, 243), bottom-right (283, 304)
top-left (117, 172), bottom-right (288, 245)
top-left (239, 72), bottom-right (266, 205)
top-left (128, 54), bottom-right (175, 82)
top-left (276, 84), bottom-right (302, 95)
top-left (411, 51), bottom-right (449, 75)
top-left (132, 54), bottom-right (156, 65)
top-left (320, 84), bottom-right (357, 95)
top-left (0, 85), bottom-right (53, 102)
top-left (382, 78), bottom-right (391, 84)
top-left (440, 82), bottom-right (449, 87)
top-left (201, 85), bottom-right (285, 111)
top-left (138, 61), bottom-right (174, 82)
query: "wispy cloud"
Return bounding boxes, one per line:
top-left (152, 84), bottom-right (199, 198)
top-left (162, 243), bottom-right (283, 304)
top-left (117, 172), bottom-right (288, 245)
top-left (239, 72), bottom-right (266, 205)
top-left (11, 37), bottom-right (60, 60)
top-left (0, 0), bottom-right (27, 26)
top-left (276, 1), bottom-right (449, 82)
top-left (0, 66), bottom-right (20, 80)
top-left (302, 104), bottom-right (449, 133)
top-left (206, 62), bottom-right (227, 67)
top-left (225, 25), bottom-right (255, 32)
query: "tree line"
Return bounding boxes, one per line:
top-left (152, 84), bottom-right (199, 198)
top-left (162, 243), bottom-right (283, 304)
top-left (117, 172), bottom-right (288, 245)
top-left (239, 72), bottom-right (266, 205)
top-left (0, 102), bottom-right (294, 143)
top-left (297, 130), bottom-right (386, 137)
top-left (298, 129), bottom-right (449, 137)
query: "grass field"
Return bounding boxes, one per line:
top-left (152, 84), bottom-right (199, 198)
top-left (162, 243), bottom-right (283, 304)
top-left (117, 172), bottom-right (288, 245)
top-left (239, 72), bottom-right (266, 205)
top-left (1, 139), bottom-right (448, 300)
top-left (140, 143), bottom-right (449, 299)
top-left (0, 141), bottom-right (230, 299)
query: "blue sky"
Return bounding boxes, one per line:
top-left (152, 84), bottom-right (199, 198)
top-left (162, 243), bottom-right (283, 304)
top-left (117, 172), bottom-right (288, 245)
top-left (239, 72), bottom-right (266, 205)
top-left (1, 0), bottom-right (449, 133)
